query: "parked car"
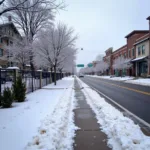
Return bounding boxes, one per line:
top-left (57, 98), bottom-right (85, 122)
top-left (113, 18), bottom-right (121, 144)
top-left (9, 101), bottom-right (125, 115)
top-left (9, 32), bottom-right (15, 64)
top-left (79, 73), bottom-right (84, 78)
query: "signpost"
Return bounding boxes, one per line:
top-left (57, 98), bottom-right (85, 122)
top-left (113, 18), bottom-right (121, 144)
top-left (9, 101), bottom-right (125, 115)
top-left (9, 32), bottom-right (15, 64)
top-left (88, 63), bottom-right (93, 67)
top-left (77, 64), bottom-right (84, 67)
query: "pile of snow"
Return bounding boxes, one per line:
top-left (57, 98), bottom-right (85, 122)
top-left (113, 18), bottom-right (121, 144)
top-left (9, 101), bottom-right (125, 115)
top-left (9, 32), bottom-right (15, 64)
top-left (88, 75), bottom-right (134, 81)
top-left (126, 78), bottom-right (150, 87)
top-left (0, 77), bottom-right (76, 150)
top-left (25, 80), bottom-right (77, 150)
top-left (77, 77), bottom-right (150, 150)
top-left (7, 66), bottom-right (20, 70)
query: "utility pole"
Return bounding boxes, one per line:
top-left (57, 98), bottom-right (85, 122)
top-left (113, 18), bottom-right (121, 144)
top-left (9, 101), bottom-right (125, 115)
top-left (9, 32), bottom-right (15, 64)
top-left (146, 16), bottom-right (150, 76)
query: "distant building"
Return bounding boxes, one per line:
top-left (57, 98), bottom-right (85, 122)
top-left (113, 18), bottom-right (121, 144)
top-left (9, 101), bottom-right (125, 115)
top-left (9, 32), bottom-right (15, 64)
top-left (103, 47), bottom-right (113, 75)
top-left (102, 17), bottom-right (150, 77)
top-left (0, 16), bottom-right (21, 68)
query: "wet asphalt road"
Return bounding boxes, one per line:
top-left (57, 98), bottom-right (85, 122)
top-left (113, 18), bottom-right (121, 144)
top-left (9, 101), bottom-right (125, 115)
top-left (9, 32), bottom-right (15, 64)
top-left (80, 76), bottom-right (150, 124)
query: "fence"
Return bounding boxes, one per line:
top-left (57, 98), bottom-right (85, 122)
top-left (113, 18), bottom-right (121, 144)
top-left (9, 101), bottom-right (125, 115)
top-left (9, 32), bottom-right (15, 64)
top-left (0, 69), bottom-right (66, 95)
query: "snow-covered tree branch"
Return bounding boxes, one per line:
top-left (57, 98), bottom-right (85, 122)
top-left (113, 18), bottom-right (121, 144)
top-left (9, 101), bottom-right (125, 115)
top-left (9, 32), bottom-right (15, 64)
top-left (0, 0), bottom-right (65, 16)
top-left (4, 0), bottom-right (65, 70)
top-left (34, 22), bottom-right (77, 85)
top-left (6, 37), bottom-right (32, 69)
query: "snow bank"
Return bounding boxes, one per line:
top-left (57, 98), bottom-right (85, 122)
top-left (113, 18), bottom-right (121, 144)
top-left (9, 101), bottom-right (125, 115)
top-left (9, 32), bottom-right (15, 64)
top-left (88, 75), bottom-right (134, 81)
top-left (25, 79), bottom-right (78, 150)
top-left (0, 77), bottom-right (75, 150)
top-left (77, 77), bottom-right (150, 150)
top-left (126, 78), bottom-right (150, 87)
top-left (7, 66), bottom-right (20, 70)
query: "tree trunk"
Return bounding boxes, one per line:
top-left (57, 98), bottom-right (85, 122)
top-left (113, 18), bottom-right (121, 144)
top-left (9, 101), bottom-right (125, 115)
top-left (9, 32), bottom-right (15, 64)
top-left (54, 66), bottom-right (57, 85)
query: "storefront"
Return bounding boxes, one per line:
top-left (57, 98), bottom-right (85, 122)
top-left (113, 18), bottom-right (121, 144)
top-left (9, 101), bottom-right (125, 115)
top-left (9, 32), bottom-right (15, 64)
top-left (133, 56), bottom-right (148, 77)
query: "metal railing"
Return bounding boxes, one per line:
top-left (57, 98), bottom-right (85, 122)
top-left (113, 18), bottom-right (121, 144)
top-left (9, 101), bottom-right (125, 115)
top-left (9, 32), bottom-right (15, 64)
top-left (0, 69), bottom-right (65, 95)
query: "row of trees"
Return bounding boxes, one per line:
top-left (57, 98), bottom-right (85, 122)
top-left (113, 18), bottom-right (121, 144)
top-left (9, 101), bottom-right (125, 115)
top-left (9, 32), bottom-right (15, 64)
top-left (80, 61), bottom-right (109, 75)
top-left (1, 0), bottom-right (77, 85)
top-left (79, 56), bottom-right (132, 76)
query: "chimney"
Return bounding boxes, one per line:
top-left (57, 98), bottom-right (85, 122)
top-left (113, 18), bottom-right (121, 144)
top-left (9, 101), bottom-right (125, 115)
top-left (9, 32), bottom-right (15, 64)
top-left (8, 16), bottom-right (12, 22)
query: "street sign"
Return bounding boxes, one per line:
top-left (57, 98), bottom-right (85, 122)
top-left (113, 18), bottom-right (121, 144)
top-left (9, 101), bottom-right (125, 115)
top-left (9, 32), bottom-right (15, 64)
top-left (77, 64), bottom-right (84, 67)
top-left (88, 63), bottom-right (93, 67)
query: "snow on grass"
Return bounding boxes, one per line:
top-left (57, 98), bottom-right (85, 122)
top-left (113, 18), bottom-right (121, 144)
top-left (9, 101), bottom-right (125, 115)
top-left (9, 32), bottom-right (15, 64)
top-left (77, 77), bottom-right (150, 150)
top-left (25, 79), bottom-right (78, 150)
top-left (44, 77), bottom-right (74, 89)
top-left (88, 75), bottom-right (134, 81)
top-left (0, 77), bottom-right (76, 150)
top-left (125, 78), bottom-right (150, 87)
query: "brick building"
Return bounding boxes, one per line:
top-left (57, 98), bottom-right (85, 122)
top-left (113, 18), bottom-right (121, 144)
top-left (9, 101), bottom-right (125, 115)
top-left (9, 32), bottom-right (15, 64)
top-left (125, 30), bottom-right (149, 76)
top-left (103, 17), bottom-right (150, 77)
top-left (133, 33), bottom-right (149, 77)
top-left (103, 47), bottom-right (113, 75)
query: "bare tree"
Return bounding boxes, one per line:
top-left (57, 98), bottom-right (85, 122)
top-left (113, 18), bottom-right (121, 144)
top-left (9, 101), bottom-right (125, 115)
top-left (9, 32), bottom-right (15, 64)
top-left (34, 22), bottom-right (77, 85)
top-left (57, 47), bottom-right (77, 75)
top-left (5, 0), bottom-right (65, 70)
top-left (0, 0), bottom-right (40, 16)
top-left (0, 0), bottom-right (65, 16)
top-left (6, 37), bottom-right (31, 69)
top-left (95, 54), bottom-right (104, 61)
top-left (113, 56), bottom-right (132, 76)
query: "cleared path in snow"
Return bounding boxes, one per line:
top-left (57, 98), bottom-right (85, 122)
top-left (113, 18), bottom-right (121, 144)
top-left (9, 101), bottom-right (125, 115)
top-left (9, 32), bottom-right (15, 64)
top-left (74, 79), bottom-right (111, 150)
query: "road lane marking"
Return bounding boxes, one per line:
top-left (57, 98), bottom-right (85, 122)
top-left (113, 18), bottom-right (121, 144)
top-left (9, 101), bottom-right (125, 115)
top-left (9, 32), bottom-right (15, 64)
top-left (82, 80), bottom-right (150, 129)
top-left (87, 77), bottom-right (150, 96)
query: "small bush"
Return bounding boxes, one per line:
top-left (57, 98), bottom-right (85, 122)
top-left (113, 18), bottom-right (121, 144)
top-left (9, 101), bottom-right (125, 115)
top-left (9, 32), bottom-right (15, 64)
top-left (1, 88), bottom-right (13, 108)
top-left (12, 76), bottom-right (26, 102)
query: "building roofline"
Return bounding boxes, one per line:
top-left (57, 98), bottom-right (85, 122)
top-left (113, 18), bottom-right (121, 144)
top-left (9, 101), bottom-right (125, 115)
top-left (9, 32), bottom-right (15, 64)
top-left (113, 44), bottom-right (127, 54)
top-left (135, 33), bottom-right (149, 41)
top-left (105, 47), bottom-right (113, 52)
top-left (134, 37), bottom-right (149, 46)
top-left (146, 16), bottom-right (150, 20)
top-left (0, 22), bottom-right (21, 37)
top-left (125, 30), bottom-right (149, 38)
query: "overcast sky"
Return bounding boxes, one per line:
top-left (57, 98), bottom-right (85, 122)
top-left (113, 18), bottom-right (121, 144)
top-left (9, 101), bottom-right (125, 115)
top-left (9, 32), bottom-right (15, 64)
top-left (56, 0), bottom-right (150, 67)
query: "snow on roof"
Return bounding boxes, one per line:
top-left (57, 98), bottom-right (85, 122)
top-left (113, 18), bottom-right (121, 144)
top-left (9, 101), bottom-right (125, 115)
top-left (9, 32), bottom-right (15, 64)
top-left (37, 70), bottom-right (42, 72)
top-left (7, 67), bottom-right (20, 70)
top-left (131, 56), bottom-right (147, 62)
top-left (26, 64), bottom-right (31, 67)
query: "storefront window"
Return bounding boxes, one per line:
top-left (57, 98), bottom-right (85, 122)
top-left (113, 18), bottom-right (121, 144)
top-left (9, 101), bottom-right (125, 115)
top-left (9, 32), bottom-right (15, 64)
top-left (139, 61), bottom-right (147, 75)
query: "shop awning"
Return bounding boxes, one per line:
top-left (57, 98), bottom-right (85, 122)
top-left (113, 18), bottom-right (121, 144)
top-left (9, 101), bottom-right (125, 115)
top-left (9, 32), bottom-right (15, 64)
top-left (131, 56), bottom-right (147, 62)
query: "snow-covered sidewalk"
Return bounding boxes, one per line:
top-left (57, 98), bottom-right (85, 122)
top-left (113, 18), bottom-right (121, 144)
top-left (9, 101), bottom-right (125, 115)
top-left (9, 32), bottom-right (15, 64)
top-left (125, 78), bottom-right (150, 87)
top-left (0, 77), bottom-right (77, 150)
top-left (87, 75), bottom-right (134, 81)
top-left (77, 77), bottom-right (150, 150)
